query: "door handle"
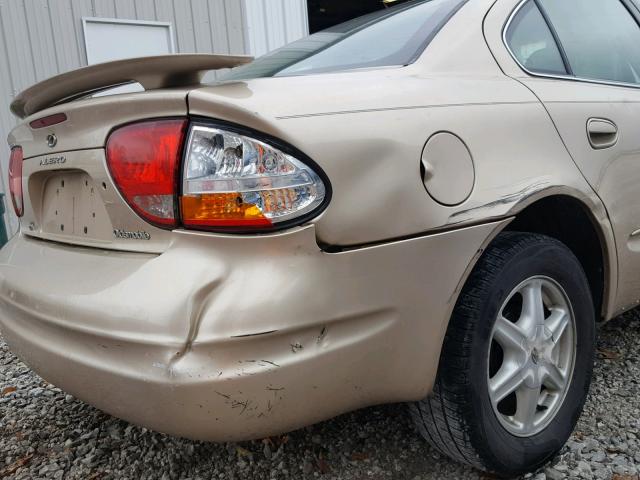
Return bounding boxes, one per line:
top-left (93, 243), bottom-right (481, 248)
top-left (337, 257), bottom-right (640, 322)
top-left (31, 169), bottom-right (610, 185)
top-left (587, 118), bottom-right (618, 149)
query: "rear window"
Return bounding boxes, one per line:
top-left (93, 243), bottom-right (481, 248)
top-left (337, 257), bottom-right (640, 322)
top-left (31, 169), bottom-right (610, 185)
top-left (220, 0), bottom-right (467, 80)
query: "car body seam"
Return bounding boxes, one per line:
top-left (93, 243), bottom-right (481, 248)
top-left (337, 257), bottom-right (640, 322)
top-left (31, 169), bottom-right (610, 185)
top-left (274, 100), bottom-right (540, 120)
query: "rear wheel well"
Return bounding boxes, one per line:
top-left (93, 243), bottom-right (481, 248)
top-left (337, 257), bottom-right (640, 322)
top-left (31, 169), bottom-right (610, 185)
top-left (506, 195), bottom-right (606, 319)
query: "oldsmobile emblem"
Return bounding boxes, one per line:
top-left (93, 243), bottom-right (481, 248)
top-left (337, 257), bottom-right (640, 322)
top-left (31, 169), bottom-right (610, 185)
top-left (46, 133), bottom-right (58, 148)
top-left (113, 229), bottom-right (151, 241)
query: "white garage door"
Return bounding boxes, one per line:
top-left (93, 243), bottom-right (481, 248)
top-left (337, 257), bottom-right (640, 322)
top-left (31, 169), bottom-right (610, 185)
top-left (82, 17), bottom-right (175, 94)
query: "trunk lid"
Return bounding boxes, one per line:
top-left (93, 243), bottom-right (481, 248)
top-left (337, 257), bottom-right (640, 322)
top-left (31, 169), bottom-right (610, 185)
top-left (9, 89), bottom-right (189, 254)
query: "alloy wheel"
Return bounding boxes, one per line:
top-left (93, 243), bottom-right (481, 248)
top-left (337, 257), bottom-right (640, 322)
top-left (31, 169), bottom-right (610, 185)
top-left (487, 276), bottom-right (577, 437)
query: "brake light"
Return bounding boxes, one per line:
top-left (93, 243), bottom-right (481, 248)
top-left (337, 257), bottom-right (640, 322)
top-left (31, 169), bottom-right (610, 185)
top-left (8, 146), bottom-right (23, 217)
top-left (30, 113), bottom-right (67, 129)
top-left (106, 119), bottom-right (187, 228)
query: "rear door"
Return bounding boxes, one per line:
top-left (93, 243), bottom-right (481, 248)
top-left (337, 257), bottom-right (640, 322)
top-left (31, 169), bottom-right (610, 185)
top-left (499, 0), bottom-right (640, 312)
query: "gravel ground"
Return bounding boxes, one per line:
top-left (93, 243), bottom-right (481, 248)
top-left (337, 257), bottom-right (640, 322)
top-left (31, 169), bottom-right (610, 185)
top-left (1, 310), bottom-right (639, 480)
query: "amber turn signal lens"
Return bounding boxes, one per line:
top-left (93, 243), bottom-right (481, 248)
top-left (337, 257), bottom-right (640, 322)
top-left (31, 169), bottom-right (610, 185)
top-left (181, 194), bottom-right (272, 227)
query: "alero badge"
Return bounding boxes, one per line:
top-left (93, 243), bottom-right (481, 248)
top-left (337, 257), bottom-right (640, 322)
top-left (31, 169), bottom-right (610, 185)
top-left (40, 156), bottom-right (66, 167)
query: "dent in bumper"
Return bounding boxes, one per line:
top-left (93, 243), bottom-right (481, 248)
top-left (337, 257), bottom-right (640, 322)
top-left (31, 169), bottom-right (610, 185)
top-left (0, 221), bottom-right (507, 441)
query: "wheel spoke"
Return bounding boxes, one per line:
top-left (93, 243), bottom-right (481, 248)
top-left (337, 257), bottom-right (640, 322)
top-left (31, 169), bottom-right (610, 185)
top-left (490, 360), bottom-right (526, 403)
top-left (514, 385), bottom-right (540, 429)
top-left (520, 280), bottom-right (545, 328)
top-left (494, 316), bottom-right (528, 353)
top-left (543, 364), bottom-right (567, 392)
top-left (546, 308), bottom-right (570, 343)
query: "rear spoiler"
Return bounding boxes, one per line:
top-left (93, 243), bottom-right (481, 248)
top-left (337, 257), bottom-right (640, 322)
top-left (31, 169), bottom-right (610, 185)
top-left (10, 53), bottom-right (253, 119)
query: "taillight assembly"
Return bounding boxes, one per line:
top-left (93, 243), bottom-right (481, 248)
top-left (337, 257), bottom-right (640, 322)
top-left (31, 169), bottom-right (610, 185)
top-left (8, 146), bottom-right (24, 217)
top-left (106, 119), bottom-right (329, 232)
top-left (106, 119), bottom-right (187, 228)
top-left (181, 124), bottom-right (327, 231)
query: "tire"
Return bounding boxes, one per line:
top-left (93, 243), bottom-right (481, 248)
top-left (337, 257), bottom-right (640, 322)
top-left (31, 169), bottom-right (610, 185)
top-left (410, 232), bottom-right (595, 477)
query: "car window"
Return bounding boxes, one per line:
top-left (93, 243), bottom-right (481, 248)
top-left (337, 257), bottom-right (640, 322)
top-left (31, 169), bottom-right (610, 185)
top-left (505, 1), bottom-right (567, 76)
top-left (219, 0), bottom-right (467, 80)
top-left (537, 0), bottom-right (640, 85)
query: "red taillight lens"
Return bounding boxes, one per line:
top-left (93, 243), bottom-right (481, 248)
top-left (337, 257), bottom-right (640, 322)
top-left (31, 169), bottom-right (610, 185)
top-left (8, 146), bottom-right (23, 218)
top-left (106, 119), bottom-right (187, 228)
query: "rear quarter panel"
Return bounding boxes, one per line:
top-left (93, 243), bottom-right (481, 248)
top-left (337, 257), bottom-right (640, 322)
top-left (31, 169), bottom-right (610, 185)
top-left (190, 74), bottom-right (605, 247)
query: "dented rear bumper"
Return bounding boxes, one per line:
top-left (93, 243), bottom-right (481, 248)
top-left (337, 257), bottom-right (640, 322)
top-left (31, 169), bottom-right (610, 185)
top-left (0, 222), bottom-right (505, 441)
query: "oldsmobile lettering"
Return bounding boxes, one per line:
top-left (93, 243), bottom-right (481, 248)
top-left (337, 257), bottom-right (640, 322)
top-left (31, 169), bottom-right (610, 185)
top-left (113, 229), bottom-right (151, 241)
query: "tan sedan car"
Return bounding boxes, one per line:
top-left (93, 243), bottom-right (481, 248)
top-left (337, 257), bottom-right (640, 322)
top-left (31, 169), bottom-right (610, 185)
top-left (3, 0), bottom-right (640, 476)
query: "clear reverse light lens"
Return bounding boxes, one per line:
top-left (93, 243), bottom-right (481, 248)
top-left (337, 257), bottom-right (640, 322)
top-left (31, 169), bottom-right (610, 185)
top-left (181, 125), bottom-right (326, 229)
